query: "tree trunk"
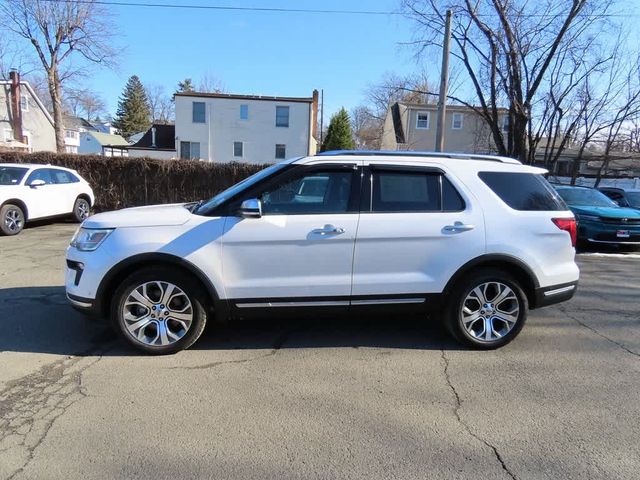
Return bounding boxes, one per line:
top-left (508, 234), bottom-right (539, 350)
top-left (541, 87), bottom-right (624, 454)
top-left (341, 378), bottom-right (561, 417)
top-left (48, 68), bottom-right (65, 153)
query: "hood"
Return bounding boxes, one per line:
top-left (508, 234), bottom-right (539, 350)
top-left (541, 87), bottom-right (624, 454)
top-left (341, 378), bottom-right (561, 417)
top-left (83, 203), bottom-right (193, 228)
top-left (569, 205), bottom-right (640, 219)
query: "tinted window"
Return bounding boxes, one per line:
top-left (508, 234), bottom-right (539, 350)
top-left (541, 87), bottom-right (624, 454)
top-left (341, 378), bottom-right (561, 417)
top-left (26, 168), bottom-right (53, 185)
top-left (373, 172), bottom-right (440, 212)
top-left (479, 172), bottom-right (566, 211)
top-left (556, 187), bottom-right (617, 208)
top-left (261, 170), bottom-right (353, 214)
top-left (50, 169), bottom-right (79, 184)
top-left (0, 167), bottom-right (28, 185)
top-left (442, 176), bottom-right (465, 211)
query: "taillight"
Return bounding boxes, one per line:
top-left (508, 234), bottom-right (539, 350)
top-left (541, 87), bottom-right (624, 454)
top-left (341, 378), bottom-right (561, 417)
top-left (552, 218), bottom-right (577, 247)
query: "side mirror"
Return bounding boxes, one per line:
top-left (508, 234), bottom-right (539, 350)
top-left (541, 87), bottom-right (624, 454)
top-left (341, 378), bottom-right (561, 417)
top-left (29, 179), bottom-right (46, 188)
top-left (239, 198), bottom-right (262, 218)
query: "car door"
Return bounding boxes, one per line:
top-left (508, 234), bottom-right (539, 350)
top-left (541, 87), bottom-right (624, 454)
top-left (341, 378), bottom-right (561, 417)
top-left (220, 162), bottom-right (362, 304)
top-left (351, 164), bottom-right (485, 299)
top-left (22, 168), bottom-right (58, 219)
top-left (48, 168), bottom-right (79, 214)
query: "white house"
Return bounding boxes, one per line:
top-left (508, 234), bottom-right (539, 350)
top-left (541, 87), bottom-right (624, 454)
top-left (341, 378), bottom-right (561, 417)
top-left (63, 115), bottom-right (97, 154)
top-left (0, 71), bottom-right (56, 152)
top-left (174, 90), bottom-right (319, 163)
top-left (78, 131), bottom-right (129, 157)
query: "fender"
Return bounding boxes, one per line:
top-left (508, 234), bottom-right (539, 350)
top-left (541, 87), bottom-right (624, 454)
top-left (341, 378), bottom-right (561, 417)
top-left (94, 252), bottom-right (224, 318)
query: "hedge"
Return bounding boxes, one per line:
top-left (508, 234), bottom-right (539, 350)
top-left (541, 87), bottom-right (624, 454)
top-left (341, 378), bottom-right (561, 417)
top-left (0, 152), bottom-right (266, 212)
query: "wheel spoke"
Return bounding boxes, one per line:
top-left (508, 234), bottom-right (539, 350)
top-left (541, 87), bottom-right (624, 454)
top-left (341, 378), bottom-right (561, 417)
top-left (461, 281), bottom-right (521, 343)
top-left (122, 281), bottom-right (194, 348)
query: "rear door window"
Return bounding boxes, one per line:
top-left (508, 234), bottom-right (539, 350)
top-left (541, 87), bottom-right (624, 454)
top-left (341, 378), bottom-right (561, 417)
top-left (370, 170), bottom-right (466, 213)
top-left (50, 169), bottom-right (79, 184)
top-left (479, 172), bottom-right (566, 211)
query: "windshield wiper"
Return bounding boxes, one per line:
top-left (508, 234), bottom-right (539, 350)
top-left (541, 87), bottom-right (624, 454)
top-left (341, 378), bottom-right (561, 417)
top-left (188, 200), bottom-right (205, 213)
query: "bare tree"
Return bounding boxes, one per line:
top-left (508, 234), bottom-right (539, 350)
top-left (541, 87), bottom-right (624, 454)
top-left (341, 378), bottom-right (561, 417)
top-left (64, 86), bottom-right (107, 121)
top-left (145, 83), bottom-right (174, 123)
top-left (0, 0), bottom-right (115, 151)
top-left (352, 71), bottom-right (437, 149)
top-left (197, 72), bottom-right (225, 93)
top-left (402, 0), bottom-right (615, 161)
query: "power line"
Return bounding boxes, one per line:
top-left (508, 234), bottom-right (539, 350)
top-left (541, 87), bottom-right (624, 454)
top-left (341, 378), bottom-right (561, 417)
top-left (38, 0), bottom-right (401, 15)
top-left (37, 0), bottom-right (640, 18)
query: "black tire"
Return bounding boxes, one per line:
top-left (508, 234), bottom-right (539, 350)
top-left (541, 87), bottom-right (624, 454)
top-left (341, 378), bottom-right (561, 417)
top-left (0, 204), bottom-right (25, 236)
top-left (111, 267), bottom-right (209, 355)
top-left (72, 197), bottom-right (91, 223)
top-left (444, 269), bottom-right (528, 350)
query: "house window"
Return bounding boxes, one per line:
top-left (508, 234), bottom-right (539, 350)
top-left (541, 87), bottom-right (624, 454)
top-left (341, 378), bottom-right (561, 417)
top-left (276, 106), bottom-right (290, 127)
top-left (275, 144), bottom-right (286, 159)
top-left (416, 112), bottom-right (430, 129)
top-left (65, 130), bottom-right (78, 140)
top-left (20, 95), bottom-right (29, 112)
top-left (180, 141), bottom-right (201, 160)
top-left (452, 113), bottom-right (463, 130)
top-left (234, 141), bottom-right (243, 158)
top-left (240, 104), bottom-right (249, 120)
top-left (192, 102), bottom-right (206, 123)
top-left (502, 115), bottom-right (510, 133)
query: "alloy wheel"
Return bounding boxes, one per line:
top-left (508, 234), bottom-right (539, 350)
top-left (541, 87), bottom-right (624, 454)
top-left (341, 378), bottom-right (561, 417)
top-left (77, 200), bottom-right (90, 219)
top-left (122, 281), bottom-right (194, 347)
top-left (4, 209), bottom-right (22, 233)
top-left (460, 281), bottom-right (520, 342)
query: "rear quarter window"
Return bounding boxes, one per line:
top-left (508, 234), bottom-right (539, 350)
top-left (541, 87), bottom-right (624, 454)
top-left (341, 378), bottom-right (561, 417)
top-left (479, 172), bottom-right (566, 211)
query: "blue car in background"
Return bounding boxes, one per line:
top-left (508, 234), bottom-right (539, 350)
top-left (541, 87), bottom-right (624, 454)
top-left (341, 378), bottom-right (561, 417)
top-left (598, 187), bottom-right (640, 211)
top-left (554, 185), bottom-right (640, 247)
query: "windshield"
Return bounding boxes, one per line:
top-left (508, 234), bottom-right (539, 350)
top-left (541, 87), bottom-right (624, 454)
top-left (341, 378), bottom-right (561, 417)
top-left (0, 166), bottom-right (28, 185)
top-left (194, 163), bottom-right (288, 215)
top-left (626, 192), bottom-right (640, 208)
top-left (556, 187), bottom-right (619, 208)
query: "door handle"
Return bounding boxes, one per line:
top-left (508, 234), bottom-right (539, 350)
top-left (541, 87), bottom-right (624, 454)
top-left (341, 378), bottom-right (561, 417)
top-left (443, 221), bottom-right (475, 233)
top-left (314, 224), bottom-right (345, 235)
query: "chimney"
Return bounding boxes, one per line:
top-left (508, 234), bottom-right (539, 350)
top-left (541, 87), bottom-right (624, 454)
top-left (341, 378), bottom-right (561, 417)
top-left (9, 70), bottom-right (24, 144)
top-left (311, 89), bottom-right (319, 140)
top-left (151, 126), bottom-right (157, 148)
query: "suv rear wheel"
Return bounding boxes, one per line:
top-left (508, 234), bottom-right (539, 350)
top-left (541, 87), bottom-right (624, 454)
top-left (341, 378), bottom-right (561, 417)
top-left (445, 269), bottom-right (528, 349)
top-left (112, 267), bottom-right (208, 354)
top-left (72, 197), bottom-right (91, 222)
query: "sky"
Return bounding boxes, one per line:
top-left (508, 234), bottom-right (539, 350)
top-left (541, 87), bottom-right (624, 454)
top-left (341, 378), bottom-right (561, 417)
top-left (86, 0), bottom-right (428, 119)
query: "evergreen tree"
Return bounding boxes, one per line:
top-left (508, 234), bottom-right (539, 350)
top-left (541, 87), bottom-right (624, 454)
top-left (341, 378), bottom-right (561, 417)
top-left (177, 78), bottom-right (195, 93)
top-left (321, 108), bottom-right (356, 152)
top-left (113, 75), bottom-right (151, 139)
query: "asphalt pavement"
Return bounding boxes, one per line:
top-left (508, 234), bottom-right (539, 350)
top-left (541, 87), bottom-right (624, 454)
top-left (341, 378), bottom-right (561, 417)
top-left (1, 223), bottom-right (638, 480)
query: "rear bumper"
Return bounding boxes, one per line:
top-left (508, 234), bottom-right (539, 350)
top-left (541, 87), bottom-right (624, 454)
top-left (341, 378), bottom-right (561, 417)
top-left (533, 281), bottom-right (578, 309)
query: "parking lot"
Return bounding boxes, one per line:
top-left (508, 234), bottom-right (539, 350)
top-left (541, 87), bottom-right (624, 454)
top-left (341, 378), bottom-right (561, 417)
top-left (1, 223), bottom-right (639, 480)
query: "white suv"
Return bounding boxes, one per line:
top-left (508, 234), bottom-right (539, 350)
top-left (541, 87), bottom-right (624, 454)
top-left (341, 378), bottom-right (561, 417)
top-left (65, 152), bottom-right (579, 354)
top-left (1, 163), bottom-right (94, 235)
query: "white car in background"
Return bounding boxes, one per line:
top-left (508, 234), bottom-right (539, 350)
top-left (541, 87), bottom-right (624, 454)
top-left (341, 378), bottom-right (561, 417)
top-left (0, 163), bottom-right (95, 235)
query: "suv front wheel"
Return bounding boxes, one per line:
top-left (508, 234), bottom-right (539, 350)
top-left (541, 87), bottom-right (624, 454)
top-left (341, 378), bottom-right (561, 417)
top-left (445, 269), bottom-right (528, 349)
top-left (112, 267), bottom-right (208, 354)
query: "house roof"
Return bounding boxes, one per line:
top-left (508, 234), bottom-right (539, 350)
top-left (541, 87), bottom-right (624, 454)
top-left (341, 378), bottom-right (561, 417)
top-left (86, 131), bottom-right (129, 146)
top-left (175, 91), bottom-right (314, 103)
top-left (130, 124), bottom-right (176, 150)
top-left (63, 115), bottom-right (96, 131)
top-left (0, 80), bottom-right (54, 126)
top-left (398, 101), bottom-right (509, 113)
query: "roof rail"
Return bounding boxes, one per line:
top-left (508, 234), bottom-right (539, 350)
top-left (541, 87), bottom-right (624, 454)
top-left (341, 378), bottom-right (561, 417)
top-left (316, 150), bottom-right (521, 165)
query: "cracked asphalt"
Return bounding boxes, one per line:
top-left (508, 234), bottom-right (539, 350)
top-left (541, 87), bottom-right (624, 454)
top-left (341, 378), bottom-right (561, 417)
top-left (1, 223), bottom-right (639, 480)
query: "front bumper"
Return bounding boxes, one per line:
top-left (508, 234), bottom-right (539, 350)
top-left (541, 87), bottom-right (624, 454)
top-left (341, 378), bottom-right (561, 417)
top-left (533, 281), bottom-right (578, 308)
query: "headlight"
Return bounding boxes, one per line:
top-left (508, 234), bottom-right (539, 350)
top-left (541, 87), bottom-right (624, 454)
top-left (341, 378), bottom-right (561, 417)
top-left (577, 214), bottom-right (599, 222)
top-left (70, 228), bottom-right (114, 251)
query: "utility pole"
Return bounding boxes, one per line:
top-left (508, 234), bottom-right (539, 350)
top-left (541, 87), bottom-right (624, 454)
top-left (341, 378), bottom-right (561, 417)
top-left (435, 9), bottom-right (452, 152)
top-left (320, 89), bottom-right (324, 147)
